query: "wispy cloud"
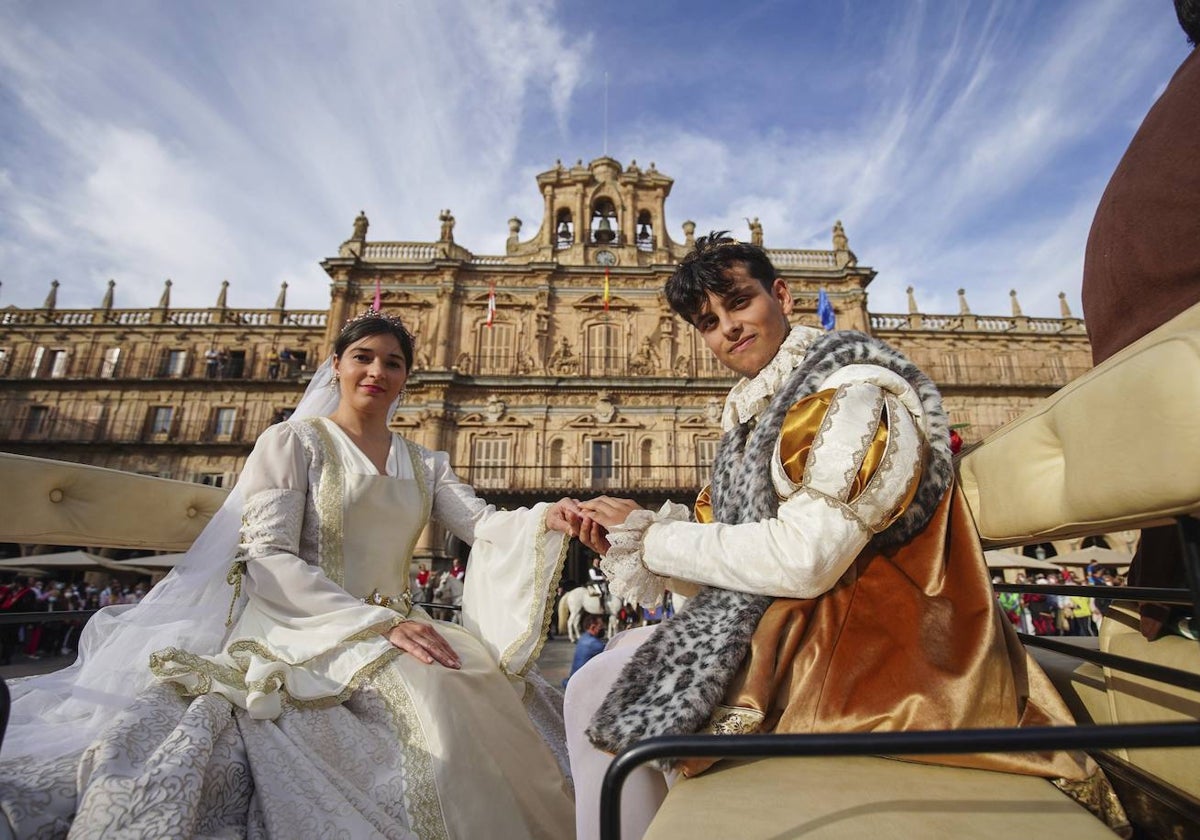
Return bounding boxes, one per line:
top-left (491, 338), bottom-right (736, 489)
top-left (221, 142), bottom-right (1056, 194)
top-left (0, 1), bottom-right (589, 309)
top-left (0, 0), bottom-right (1187, 319)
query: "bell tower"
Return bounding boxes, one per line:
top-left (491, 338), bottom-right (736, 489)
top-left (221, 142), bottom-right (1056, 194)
top-left (505, 156), bottom-right (688, 267)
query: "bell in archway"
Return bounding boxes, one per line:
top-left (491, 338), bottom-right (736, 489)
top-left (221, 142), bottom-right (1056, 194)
top-left (637, 221), bottom-right (651, 242)
top-left (594, 215), bottom-right (615, 244)
top-left (557, 219), bottom-right (572, 242)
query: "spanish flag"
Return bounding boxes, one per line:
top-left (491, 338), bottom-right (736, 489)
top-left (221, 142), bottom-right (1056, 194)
top-left (603, 268), bottom-right (611, 312)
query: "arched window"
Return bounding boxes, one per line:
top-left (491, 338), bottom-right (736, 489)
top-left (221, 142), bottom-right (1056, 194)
top-left (636, 210), bottom-right (654, 252)
top-left (639, 438), bottom-right (653, 479)
top-left (591, 197), bottom-right (618, 244)
top-left (555, 208), bottom-right (574, 249)
top-left (477, 322), bottom-right (514, 374)
top-left (586, 322), bottom-right (623, 375)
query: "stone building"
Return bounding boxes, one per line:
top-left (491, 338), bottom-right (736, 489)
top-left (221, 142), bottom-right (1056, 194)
top-left (1, 156), bottom-right (1115, 576)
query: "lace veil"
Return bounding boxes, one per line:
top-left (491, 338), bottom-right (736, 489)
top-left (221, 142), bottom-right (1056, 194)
top-left (3, 359), bottom-right (352, 760)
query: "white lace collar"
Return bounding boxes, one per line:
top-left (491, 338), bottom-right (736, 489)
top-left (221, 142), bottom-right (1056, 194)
top-left (721, 326), bottom-right (823, 430)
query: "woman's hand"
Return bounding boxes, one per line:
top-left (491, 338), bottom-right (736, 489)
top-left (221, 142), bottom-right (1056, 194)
top-left (383, 621), bottom-right (461, 669)
top-left (545, 497), bottom-right (585, 538)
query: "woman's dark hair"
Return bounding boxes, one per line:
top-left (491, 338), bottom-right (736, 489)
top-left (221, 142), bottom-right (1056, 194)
top-left (664, 230), bottom-right (778, 324)
top-left (333, 313), bottom-right (415, 369)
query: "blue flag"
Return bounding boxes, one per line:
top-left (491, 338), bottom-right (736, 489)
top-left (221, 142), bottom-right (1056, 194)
top-left (817, 289), bottom-right (836, 330)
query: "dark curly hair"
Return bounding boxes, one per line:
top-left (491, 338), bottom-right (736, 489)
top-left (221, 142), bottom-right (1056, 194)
top-left (333, 313), bottom-right (415, 370)
top-left (664, 230), bottom-right (779, 325)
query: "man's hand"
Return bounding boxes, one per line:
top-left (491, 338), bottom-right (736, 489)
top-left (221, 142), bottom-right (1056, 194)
top-left (577, 496), bottom-right (645, 555)
top-left (384, 621), bottom-right (461, 669)
top-left (579, 496), bottom-right (644, 527)
top-left (545, 497), bottom-right (584, 538)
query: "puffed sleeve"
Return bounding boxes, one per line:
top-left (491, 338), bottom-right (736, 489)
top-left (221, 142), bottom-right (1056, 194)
top-left (604, 374), bottom-right (924, 604)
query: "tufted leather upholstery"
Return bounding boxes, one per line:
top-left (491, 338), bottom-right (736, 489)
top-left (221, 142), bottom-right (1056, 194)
top-left (957, 302), bottom-right (1200, 548)
top-left (0, 451), bottom-right (227, 551)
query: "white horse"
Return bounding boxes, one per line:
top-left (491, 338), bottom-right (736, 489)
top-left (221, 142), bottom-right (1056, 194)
top-left (560, 585), bottom-right (623, 641)
top-left (431, 571), bottom-right (463, 624)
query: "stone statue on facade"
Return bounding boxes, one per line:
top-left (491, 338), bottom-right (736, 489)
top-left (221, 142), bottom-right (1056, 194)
top-left (629, 336), bottom-right (662, 375)
top-left (515, 348), bottom-right (537, 375)
top-left (673, 354), bottom-right (691, 377)
top-left (548, 337), bottom-right (579, 375)
top-left (832, 220), bottom-right (849, 251)
top-left (439, 209), bottom-right (456, 243)
top-left (352, 211), bottom-right (369, 241)
top-left (746, 217), bottom-right (763, 247)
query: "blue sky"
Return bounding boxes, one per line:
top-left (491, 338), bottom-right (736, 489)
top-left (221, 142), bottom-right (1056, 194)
top-left (0, 1), bottom-right (1190, 317)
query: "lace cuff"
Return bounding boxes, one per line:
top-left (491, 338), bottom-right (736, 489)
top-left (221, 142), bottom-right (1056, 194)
top-left (600, 501), bottom-right (692, 607)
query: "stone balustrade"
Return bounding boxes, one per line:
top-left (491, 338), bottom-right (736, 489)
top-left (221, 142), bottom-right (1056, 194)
top-left (768, 249), bottom-right (839, 268)
top-left (2, 306), bottom-right (326, 328)
top-left (870, 312), bottom-right (1087, 334)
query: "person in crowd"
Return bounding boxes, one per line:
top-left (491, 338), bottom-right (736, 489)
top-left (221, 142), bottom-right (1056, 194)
top-left (563, 232), bottom-right (1124, 839)
top-left (563, 613), bottom-right (607, 687)
top-left (450, 556), bottom-right (466, 581)
top-left (0, 309), bottom-right (577, 838)
top-left (586, 555), bottom-right (608, 598)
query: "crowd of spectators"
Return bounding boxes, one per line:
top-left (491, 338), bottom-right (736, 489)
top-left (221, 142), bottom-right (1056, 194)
top-left (0, 575), bottom-right (150, 665)
top-left (995, 565), bottom-right (1126, 637)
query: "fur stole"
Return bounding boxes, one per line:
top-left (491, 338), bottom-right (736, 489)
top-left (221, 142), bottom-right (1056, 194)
top-left (586, 330), bottom-right (952, 758)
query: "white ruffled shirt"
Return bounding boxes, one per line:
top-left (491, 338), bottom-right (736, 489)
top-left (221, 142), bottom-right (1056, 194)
top-left (601, 328), bottom-right (930, 607)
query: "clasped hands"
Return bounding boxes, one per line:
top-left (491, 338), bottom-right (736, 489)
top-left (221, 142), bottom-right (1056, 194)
top-left (545, 495), bottom-right (645, 554)
top-left (385, 496), bottom-right (642, 669)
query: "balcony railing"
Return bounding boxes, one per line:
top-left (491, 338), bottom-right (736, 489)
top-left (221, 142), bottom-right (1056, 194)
top-left (0, 355), bottom-right (316, 382)
top-left (455, 463), bottom-right (711, 495)
top-left (0, 414), bottom-right (262, 446)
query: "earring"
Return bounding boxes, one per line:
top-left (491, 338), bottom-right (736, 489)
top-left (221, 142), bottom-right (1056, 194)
top-left (330, 372), bottom-right (340, 389)
top-left (397, 389), bottom-right (407, 403)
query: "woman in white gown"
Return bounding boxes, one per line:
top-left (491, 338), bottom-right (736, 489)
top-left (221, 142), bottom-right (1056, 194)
top-left (0, 310), bottom-right (578, 839)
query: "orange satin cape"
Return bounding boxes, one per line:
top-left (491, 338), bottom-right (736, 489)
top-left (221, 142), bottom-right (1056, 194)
top-left (683, 391), bottom-right (1100, 788)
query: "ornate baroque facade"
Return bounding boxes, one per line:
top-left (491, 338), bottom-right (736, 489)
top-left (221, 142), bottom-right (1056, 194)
top-left (0, 157), bottom-right (1102, 569)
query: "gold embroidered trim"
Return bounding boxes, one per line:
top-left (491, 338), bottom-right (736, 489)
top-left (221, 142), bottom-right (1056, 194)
top-left (225, 558), bottom-right (247, 627)
top-left (701, 704), bottom-right (765, 736)
top-left (372, 666), bottom-right (451, 840)
top-left (803, 382), bottom-right (848, 492)
top-left (403, 439), bottom-right (432, 569)
top-left (840, 386), bottom-right (886, 503)
top-left (150, 621), bottom-right (406, 710)
top-left (858, 393), bottom-right (916, 532)
top-left (499, 508), bottom-right (572, 678)
top-left (309, 418), bottom-right (347, 587)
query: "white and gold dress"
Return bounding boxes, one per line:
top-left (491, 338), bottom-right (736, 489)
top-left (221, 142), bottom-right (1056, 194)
top-left (0, 417), bottom-right (574, 839)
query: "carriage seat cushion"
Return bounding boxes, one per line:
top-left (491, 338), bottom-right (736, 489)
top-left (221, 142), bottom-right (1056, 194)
top-left (1097, 603), bottom-right (1200, 798)
top-left (957, 301), bottom-right (1200, 547)
top-left (0, 451), bottom-right (227, 551)
top-left (645, 755), bottom-right (1118, 839)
